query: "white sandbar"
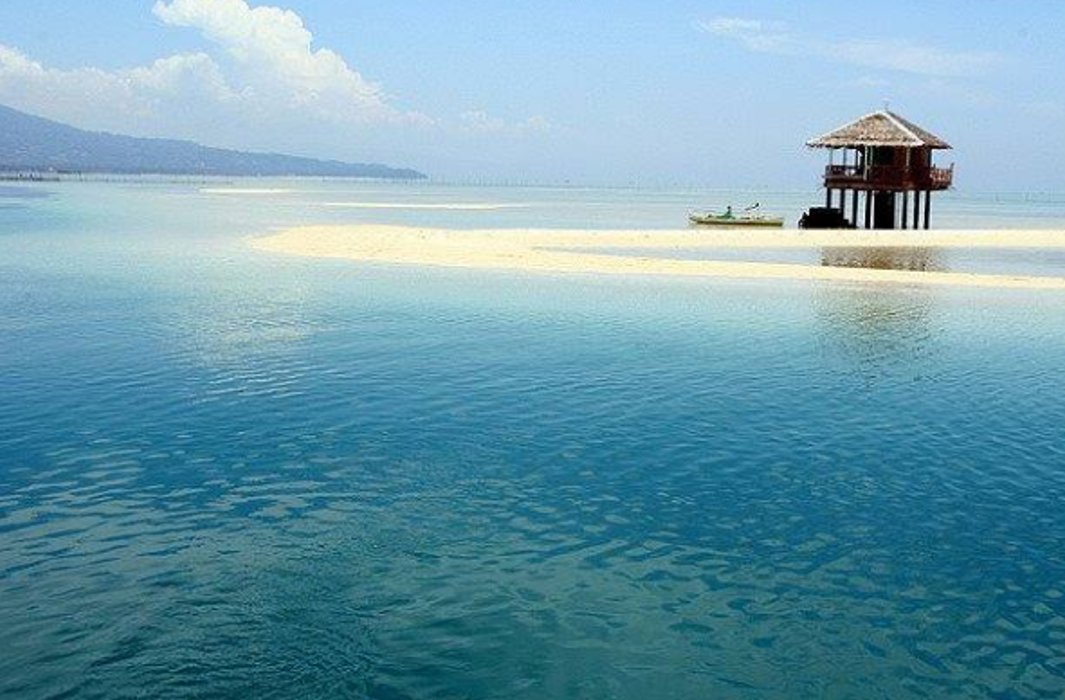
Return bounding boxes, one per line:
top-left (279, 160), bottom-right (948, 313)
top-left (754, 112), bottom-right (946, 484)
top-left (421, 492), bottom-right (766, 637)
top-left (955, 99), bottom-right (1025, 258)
top-left (250, 224), bottom-right (1065, 290)
top-left (201, 188), bottom-right (295, 195)
top-left (318, 202), bottom-right (525, 210)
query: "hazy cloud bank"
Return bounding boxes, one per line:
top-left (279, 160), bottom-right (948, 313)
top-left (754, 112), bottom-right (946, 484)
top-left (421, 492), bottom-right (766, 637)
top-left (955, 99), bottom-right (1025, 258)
top-left (699, 17), bottom-right (1000, 78)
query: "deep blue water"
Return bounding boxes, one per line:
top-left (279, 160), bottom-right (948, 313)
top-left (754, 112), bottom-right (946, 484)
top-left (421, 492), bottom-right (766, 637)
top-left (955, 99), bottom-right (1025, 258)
top-left (2, 181), bottom-right (1065, 698)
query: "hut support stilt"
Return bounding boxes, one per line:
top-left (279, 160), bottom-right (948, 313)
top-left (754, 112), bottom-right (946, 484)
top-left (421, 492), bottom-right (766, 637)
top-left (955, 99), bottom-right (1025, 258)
top-left (851, 189), bottom-right (859, 227)
top-left (923, 190), bottom-right (931, 230)
top-left (901, 191), bottom-right (908, 230)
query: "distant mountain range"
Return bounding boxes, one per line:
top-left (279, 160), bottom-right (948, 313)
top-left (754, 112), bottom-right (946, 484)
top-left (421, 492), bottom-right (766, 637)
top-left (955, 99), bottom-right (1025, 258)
top-left (0, 104), bottom-right (426, 179)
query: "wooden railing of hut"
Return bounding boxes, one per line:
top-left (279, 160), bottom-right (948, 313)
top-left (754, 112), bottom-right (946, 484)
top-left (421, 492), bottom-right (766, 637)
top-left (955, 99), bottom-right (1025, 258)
top-left (824, 164), bottom-right (953, 190)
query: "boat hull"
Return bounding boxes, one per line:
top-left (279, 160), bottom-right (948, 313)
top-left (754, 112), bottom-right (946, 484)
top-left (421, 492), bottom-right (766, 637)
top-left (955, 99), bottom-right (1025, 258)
top-left (689, 214), bottom-right (784, 227)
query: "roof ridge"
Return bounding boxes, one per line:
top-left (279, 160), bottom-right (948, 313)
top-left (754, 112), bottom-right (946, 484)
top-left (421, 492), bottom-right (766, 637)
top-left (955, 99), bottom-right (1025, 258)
top-left (806, 109), bottom-right (950, 149)
top-left (805, 110), bottom-right (880, 148)
top-left (881, 110), bottom-right (922, 146)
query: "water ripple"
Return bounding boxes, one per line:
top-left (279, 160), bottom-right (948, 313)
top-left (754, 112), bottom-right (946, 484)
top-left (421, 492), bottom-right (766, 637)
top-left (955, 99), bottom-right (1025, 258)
top-left (4, 253), bottom-right (1065, 697)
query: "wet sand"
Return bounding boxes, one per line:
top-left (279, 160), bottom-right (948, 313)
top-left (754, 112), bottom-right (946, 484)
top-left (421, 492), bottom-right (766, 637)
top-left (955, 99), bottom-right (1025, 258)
top-left (251, 225), bottom-right (1065, 289)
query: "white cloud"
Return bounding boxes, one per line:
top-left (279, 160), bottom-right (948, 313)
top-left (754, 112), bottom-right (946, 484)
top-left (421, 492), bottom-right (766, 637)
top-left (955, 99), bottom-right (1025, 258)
top-left (459, 110), bottom-right (552, 136)
top-left (0, 0), bottom-right (551, 171)
top-left (827, 40), bottom-right (998, 77)
top-left (0, 0), bottom-right (431, 154)
top-left (698, 17), bottom-right (999, 77)
top-left (0, 44), bottom-right (233, 131)
top-left (699, 18), bottom-right (793, 53)
top-left (151, 0), bottom-right (416, 125)
top-left (847, 75), bottom-right (891, 89)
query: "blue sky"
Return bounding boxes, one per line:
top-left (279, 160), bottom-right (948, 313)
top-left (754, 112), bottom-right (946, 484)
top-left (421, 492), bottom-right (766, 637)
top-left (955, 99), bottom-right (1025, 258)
top-left (0, 1), bottom-right (1062, 189)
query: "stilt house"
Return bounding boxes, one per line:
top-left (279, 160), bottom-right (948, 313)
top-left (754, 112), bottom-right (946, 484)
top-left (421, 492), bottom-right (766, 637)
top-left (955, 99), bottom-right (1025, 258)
top-left (807, 111), bottom-right (953, 229)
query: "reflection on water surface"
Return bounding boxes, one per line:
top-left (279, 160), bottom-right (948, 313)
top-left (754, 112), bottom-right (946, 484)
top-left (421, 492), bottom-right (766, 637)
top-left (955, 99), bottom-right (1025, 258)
top-left (3, 182), bottom-right (1065, 698)
top-left (821, 246), bottom-right (944, 272)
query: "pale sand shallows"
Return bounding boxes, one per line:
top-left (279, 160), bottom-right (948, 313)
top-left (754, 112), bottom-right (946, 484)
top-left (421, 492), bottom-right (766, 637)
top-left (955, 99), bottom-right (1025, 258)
top-left (201, 188), bottom-right (295, 195)
top-left (318, 202), bottom-right (526, 210)
top-left (251, 224), bottom-right (1065, 290)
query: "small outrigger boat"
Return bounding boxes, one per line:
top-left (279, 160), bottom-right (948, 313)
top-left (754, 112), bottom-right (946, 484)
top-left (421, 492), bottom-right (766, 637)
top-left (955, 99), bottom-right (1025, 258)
top-left (689, 203), bottom-right (784, 228)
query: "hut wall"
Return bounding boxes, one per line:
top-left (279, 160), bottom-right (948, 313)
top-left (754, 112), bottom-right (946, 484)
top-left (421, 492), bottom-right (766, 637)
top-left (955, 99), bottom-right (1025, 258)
top-left (873, 192), bottom-right (896, 229)
top-left (871, 147), bottom-right (896, 166)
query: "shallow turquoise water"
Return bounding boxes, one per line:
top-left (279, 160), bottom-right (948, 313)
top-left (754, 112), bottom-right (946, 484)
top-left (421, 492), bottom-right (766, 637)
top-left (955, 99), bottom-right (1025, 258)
top-left (2, 181), bottom-right (1065, 698)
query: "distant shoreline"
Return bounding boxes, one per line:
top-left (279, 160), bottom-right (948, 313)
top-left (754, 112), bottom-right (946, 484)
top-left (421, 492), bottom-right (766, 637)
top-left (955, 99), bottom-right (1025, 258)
top-left (0, 172), bottom-right (429, 185)
top-left (1, 104), bottom-right (428, 181)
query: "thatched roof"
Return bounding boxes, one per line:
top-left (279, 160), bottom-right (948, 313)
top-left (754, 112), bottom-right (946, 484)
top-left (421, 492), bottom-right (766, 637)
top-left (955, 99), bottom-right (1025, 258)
top-left (807, 110), bottom-right (951, 149)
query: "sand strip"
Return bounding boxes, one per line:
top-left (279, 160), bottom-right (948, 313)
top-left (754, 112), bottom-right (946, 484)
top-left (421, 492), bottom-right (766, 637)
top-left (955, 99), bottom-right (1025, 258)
top-left (201, 188), bottom-right (295, 195)
top-left (251, 224), bottom-right (1065, 290)
top-left (318, 202), bottom-right (525, 210)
